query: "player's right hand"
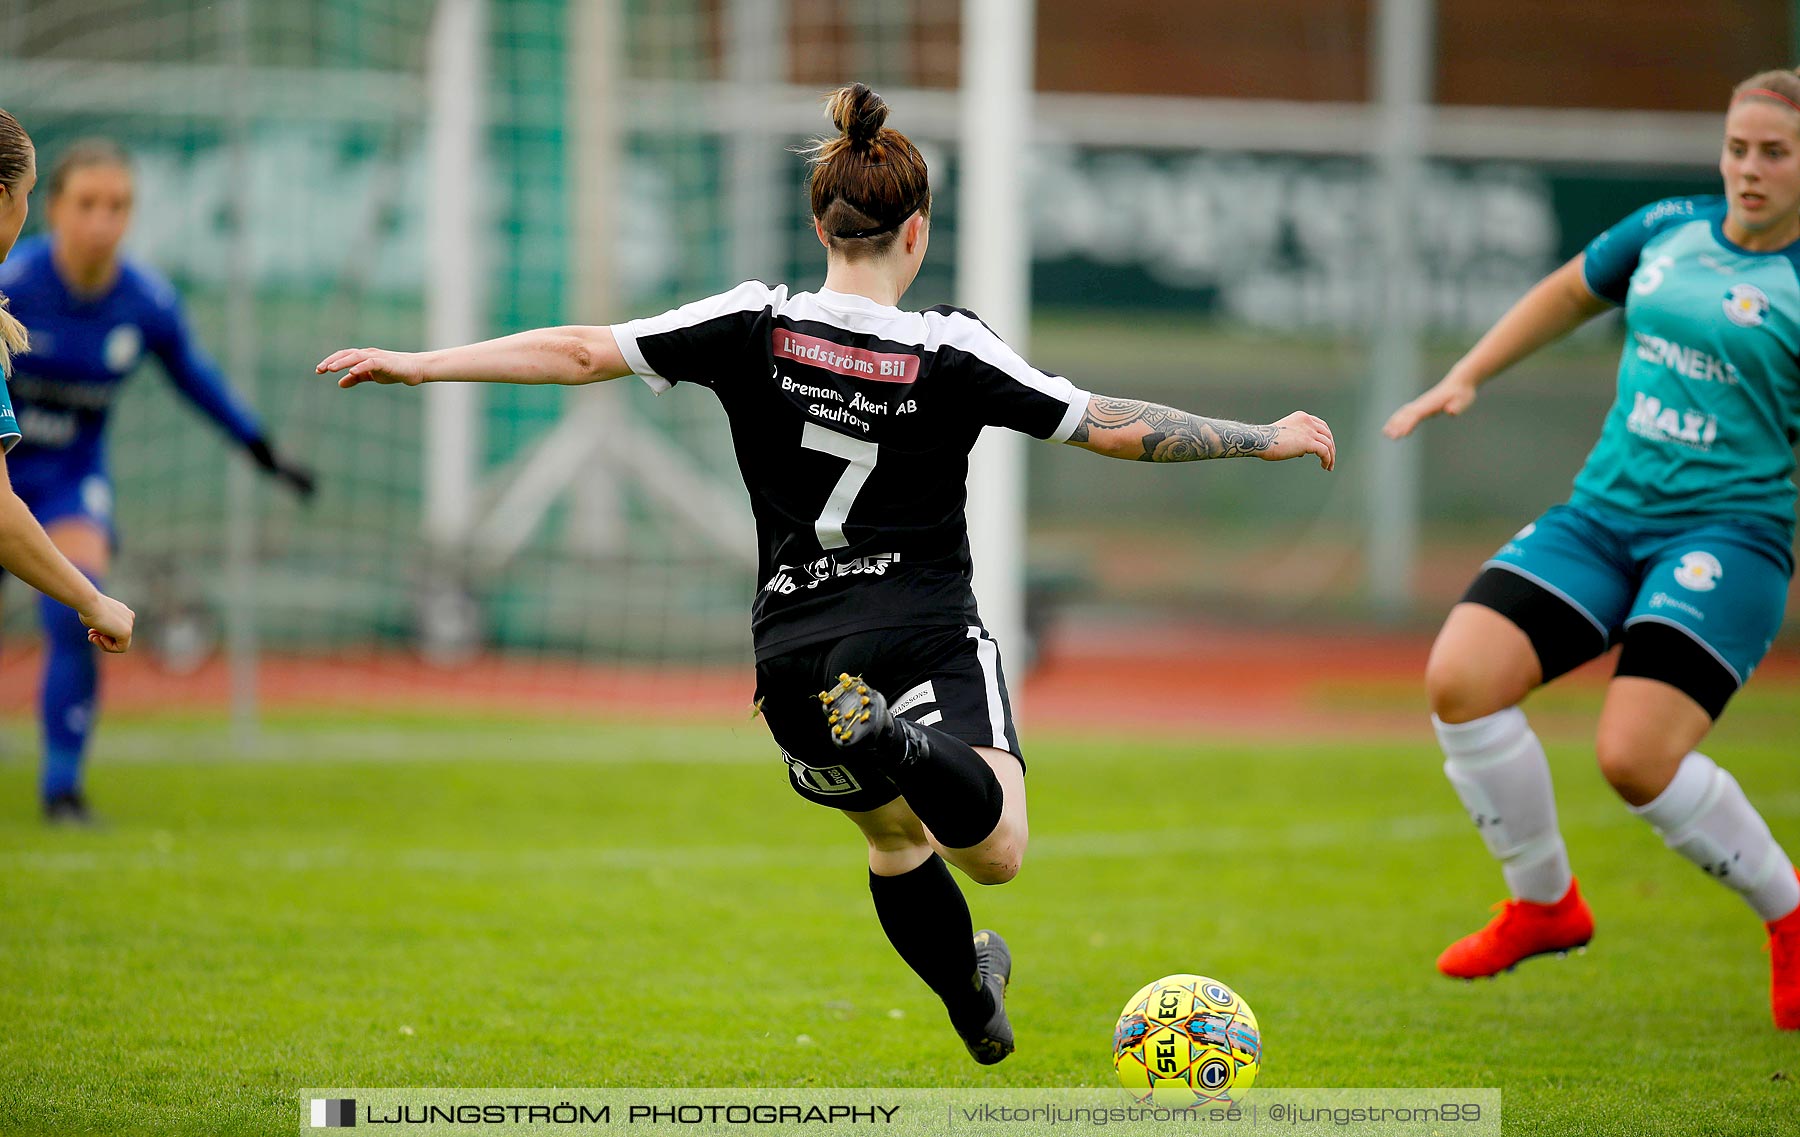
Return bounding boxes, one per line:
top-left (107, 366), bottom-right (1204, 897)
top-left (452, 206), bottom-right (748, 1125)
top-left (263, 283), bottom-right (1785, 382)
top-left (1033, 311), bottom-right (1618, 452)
top-left (81, 593), bottom-right (135, 654)
top-left (316, 348), bottom-right (427, 387)
top-left (1384, 373), bottom-right (1479, 439)
top-left (1261, 410), bottom-right (1336, 471)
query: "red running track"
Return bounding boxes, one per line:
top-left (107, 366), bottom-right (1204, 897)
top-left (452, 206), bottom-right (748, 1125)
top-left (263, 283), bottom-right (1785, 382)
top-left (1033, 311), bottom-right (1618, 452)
top-left (2, 620), bottom-right (1791, 735)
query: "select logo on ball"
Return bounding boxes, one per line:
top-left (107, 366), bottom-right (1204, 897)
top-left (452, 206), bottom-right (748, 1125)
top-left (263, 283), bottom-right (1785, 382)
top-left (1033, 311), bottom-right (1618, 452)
top-left (1114, 974), bottom-right (1260, 1106)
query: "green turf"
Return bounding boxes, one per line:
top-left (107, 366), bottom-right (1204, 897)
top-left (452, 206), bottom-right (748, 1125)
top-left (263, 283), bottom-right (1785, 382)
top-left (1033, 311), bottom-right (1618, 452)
top-left (1, 694), bottom-right (1796, 1136)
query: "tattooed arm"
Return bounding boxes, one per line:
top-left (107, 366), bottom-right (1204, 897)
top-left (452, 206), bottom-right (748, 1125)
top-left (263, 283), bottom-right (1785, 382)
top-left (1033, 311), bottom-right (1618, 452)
top-left (1066, 397), bottom-right (1336, 470)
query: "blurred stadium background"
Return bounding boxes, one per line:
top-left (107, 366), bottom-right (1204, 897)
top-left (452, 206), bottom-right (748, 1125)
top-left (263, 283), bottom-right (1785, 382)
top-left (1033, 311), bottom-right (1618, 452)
top-left (0, 0), bottom-right (1793, 736)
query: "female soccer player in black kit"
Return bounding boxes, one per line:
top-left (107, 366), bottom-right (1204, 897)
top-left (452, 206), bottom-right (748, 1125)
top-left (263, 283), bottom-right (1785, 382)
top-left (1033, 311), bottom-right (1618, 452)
top-left (319, 85), bottom-right (1335, 1066)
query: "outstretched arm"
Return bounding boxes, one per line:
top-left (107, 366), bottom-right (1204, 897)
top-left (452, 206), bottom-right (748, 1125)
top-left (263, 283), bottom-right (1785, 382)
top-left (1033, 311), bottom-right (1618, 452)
top-left (317, 326), bottom-right (630, 388)
top-left (1384, 254), bottom-right (1609, 439)
top-left (0, 454), bottom-right (133, 651)
top-left (1066, 397), bottom-right (1335, 470)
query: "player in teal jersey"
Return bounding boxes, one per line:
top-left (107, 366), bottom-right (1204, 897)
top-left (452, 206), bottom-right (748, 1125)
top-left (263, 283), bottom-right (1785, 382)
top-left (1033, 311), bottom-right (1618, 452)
top-left (0, 110), bottom-right (133, 670)
top-left (1386, 68), bottom-right (1800, 1028)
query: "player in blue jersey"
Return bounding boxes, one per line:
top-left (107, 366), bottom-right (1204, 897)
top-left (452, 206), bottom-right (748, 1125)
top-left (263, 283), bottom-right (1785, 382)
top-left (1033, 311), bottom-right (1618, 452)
top-left (0, 114), bottom-right (136, 699)
top-left (0, 138), bottom-right (313, 824)
top-left (1386, 68), bottom-right (1800, 1028)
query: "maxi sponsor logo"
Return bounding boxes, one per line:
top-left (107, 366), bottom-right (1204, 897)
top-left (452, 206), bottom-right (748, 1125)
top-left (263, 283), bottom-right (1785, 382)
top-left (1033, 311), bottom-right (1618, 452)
top-left (1626, 391), bottom-right (1718, 450)
top-left (773, 328), bottom-right (919, 384)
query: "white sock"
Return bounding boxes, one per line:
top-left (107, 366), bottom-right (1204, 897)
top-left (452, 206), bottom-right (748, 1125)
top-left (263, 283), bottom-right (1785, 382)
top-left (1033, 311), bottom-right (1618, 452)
top-left (1631, 752), bottom-right (1800, 923)
top-left (1435, 707), bottom-right (1573, 904)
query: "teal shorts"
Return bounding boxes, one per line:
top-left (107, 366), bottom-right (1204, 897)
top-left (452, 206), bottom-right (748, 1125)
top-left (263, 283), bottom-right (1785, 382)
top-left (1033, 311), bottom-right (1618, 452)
top-left (1475, 502), bottom-right (1792, 709)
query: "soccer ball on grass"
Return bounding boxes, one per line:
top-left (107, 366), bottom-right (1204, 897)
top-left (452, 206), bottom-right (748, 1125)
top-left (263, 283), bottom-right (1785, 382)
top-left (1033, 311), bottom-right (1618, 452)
top-left (1113, 973), bottom-right (1260, 1105)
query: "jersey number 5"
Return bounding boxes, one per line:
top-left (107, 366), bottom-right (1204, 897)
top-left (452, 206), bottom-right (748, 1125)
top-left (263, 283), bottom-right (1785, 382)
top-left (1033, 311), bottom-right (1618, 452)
top-left (801, 421), bottom-right (879, 550)
top-left (1631, 254), bottom-right (1674, 297)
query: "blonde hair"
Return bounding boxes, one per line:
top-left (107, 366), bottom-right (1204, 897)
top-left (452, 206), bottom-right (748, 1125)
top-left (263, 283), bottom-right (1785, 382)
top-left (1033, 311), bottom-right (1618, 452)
top-left (1730, 68), bottom-right (1800, 116)
top-left (0, 108), bottom-right (32, 373)
top-left (803, 84), bottom-right (931, 262)
top-left (0, 296), bottom-right (25, 376)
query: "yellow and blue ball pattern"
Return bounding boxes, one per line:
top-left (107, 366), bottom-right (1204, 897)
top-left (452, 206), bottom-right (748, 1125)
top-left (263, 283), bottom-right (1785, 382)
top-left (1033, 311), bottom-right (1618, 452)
top-left (1113, 974), bottom-right (1260, 1105)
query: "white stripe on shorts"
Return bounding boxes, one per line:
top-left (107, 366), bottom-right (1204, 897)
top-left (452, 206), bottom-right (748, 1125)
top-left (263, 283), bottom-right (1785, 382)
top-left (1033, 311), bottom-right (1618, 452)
top-left (965, 626), bottom-right (1006, 749)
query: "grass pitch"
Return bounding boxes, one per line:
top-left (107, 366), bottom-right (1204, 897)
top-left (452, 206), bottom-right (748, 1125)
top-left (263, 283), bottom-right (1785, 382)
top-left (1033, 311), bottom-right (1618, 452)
top-left (1, 690), bottom-right (1796, 1136)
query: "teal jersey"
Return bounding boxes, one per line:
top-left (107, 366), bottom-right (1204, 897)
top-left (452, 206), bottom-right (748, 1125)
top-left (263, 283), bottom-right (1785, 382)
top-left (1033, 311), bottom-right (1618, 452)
top-left (0, 373), bottom-right (18, 453)
top-left (1572, 195), bottom-right (1800, 539)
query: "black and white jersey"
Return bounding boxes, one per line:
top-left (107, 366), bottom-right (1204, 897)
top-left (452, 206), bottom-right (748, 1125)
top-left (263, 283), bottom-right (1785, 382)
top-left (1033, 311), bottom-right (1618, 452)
top-left (611, 282), bottom-right (1090, 659)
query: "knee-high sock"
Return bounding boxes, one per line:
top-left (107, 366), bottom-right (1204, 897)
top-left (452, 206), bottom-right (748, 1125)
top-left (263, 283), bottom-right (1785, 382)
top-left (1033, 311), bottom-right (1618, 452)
top-left (38, 582), bottom-right (100, 801)
top-left (869, 854), bottom-right (993, 1030)
top-left (865, 718), bottom-right (1004, 850)
top-left (1631, 752), bottom-right (1800, 922)
top-left (1435, 708), bottom-right (1573, 904)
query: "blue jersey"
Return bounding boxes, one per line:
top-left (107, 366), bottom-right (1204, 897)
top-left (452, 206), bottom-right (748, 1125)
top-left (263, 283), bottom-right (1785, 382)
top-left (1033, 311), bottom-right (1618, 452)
top-left (0, 235), bottom-right (262, 476)
top-left (1574, 196), bottom-right (1800, 539)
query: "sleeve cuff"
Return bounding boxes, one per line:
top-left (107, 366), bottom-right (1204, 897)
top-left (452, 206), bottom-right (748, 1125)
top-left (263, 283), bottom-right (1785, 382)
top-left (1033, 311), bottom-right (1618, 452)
top-left (1577, 253), bottom-right (1622, 308)
top-left (1047, 390), bottom-right (1090, 444)
top-left (610, 322), bottom-right (672, 394)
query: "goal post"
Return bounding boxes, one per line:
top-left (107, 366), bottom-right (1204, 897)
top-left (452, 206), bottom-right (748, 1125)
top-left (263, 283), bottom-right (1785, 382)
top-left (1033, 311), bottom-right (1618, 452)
top-left (959, 0), bottom-right (1035, 667)
top-left (423, 0), bottom-right (487, 551)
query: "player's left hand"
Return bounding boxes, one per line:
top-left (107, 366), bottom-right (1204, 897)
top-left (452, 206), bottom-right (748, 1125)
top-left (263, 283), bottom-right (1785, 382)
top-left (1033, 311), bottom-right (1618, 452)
top-left (316, 347), bottom-right (428, 387)
top-left (246, 439), bottom-right (317, 501)
top-left (1259, 410), bottom-right (1336, 471)
top-left (80, 592), bottom-right (135, 654)
top-left (272, 457), bottom-right (317, 501)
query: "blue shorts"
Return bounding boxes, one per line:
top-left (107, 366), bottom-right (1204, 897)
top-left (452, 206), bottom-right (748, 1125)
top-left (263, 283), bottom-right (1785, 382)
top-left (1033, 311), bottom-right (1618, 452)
top-left (8, 452), bottom-right (116, 546)
top-left (1481, 502), bottom-right (1791, 692)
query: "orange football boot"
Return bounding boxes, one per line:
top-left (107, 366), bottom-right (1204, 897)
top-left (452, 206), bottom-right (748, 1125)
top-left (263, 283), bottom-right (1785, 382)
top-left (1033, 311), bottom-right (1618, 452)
top-left (1766, 869), bottom-right (1800, 1030)
top-left (1437, 878), bottom-right (1594, 979)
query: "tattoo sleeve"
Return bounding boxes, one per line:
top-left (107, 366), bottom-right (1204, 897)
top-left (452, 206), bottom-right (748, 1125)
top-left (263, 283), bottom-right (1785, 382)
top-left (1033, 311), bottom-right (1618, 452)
top-left (1069, 397), bottom-right (1277, 462)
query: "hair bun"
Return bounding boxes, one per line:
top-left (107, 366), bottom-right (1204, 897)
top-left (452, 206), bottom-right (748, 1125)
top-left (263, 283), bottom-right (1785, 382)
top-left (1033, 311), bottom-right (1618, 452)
top-left (826, 83), bottom-right (889, 150)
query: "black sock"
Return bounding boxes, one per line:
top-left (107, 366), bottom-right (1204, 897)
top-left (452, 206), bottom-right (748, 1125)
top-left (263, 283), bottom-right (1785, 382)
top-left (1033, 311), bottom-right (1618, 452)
top-left (868, 719), bottom-right (1004, 849)
top-left (869, 854), bottom-right (994, 1031)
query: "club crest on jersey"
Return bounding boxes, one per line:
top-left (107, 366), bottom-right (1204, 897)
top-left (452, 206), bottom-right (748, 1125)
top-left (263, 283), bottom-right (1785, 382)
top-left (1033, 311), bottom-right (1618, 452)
top-left (1722, 283), bottom-right (1769, 328)
top-left (1672, 551), bottom-right (1723, 593)
top-left (103, 324), bottom-right (143, 373)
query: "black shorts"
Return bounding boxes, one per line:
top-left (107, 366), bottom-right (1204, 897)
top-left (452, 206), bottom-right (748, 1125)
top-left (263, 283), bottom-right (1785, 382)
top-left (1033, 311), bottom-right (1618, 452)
top-left (755, 623), bottom-right (1024, 812)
